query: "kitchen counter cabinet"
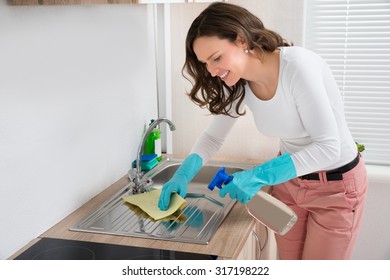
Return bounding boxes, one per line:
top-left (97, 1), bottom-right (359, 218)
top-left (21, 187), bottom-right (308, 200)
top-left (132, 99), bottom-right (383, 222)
top-left (9, 0), bottom-right (226, 6)
top-left (9, 0), bottom-right (135, 4)
top-left (26, 173), bottom-right (266, 260)
top-left (237, 221), bottom-right (278, 260)
top-left (237, 222), bottom-right (262, 260)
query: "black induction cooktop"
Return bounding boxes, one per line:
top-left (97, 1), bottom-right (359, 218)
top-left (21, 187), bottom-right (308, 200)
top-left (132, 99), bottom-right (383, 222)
top-left (14, 238), bottom-right (217, 260)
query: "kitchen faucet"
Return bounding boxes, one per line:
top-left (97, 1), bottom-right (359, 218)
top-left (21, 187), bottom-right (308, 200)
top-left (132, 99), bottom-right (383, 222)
top-left (130, 117), bottom-right (175, 194)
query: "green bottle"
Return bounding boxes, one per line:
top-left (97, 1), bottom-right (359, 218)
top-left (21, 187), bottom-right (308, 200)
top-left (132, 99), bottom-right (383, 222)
top-left (144, 120), bottom-right (162, 162)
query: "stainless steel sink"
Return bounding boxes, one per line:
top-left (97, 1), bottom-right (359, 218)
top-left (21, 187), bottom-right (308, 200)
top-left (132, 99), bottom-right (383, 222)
top-left (70, 158), bottom-right (254, 244)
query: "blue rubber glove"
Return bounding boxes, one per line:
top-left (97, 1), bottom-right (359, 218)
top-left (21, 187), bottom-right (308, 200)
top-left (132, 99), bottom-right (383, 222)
top-left (219, 153), bottom-right (297, 204)
top-left (158, 153), bottom-right (203, 210)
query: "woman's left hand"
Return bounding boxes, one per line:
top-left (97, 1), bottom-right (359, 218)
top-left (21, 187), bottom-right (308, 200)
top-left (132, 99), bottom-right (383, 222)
top-left (219, 169), bottom-right (265, 204)
top-left (219, 153), bottom-right (297, 204)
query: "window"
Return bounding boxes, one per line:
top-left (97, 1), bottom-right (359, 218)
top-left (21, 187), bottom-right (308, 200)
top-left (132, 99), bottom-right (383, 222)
top-left (304, 0), bottom-right (390, 165)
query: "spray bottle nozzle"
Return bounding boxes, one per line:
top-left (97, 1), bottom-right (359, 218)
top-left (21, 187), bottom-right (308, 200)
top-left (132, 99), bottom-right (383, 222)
top-left (207, 167), bottom-right (234, 191)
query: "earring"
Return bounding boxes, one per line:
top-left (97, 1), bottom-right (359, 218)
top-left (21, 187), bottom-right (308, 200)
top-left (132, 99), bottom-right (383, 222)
top-left (244, 49), bottom-right (249, 53)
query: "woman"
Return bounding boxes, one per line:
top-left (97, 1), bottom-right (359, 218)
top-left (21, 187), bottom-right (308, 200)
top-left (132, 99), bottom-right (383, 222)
top-left (158, 2), bottom-right (368, 260)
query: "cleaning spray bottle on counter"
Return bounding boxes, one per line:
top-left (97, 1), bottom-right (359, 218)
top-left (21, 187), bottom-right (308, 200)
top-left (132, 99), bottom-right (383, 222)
top-left (208, 167), bottom-right (297, 235)
top-left (144, 119), bottom-right (162, 162)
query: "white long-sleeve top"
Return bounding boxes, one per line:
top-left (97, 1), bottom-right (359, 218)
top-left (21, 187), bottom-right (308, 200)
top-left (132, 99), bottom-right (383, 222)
top-left (191, 46), bottom-right (357, 177)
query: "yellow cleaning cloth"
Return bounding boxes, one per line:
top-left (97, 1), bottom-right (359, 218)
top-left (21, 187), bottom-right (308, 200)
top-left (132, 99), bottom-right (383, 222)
top-left (122, 189), bottom-right (186, 221)
top-left (124, 203), bottom-right (187, 223)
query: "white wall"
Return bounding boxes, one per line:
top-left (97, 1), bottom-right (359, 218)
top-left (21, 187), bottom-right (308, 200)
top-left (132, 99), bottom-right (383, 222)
top-left (0, 2), bottom-right (158, 259)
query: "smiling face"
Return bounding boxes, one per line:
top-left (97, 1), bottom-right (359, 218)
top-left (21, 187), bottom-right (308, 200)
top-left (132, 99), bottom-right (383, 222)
top-left (193, 36), bottom-right (248, 86)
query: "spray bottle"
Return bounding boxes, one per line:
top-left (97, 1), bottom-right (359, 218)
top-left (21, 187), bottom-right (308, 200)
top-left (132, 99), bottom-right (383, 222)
top-left (208, 167), bottom-right (297, 235)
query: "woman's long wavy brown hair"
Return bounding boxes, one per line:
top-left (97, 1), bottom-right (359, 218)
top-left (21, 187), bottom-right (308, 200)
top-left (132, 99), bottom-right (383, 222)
top-left (183, 2), bottom-right (291, 116)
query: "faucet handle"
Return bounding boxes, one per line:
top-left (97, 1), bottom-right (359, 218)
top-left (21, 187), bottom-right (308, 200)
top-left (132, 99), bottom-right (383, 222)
top-left (131, 177), bottom-right (153, 194)
top-left (137, 178), bottom-right (153, 194)
top-left (144, 178), bottom-right (153, 189)
top-left (128, 168), bottom-right (142, 182)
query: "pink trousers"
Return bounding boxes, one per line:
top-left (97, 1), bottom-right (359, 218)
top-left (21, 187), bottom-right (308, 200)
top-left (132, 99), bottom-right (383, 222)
top-left (271, 155), bottom-right (368, 260)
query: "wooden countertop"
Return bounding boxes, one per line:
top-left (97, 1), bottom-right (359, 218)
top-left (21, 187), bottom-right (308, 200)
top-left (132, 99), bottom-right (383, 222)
top-left (27, 173), bottom-right (257, 260)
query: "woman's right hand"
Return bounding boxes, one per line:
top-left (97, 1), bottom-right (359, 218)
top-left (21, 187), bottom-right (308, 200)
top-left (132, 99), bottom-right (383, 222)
top-left (158, 174), bottom-right (189, 211)
top-left (158, 154), bottom-right (203, 211)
